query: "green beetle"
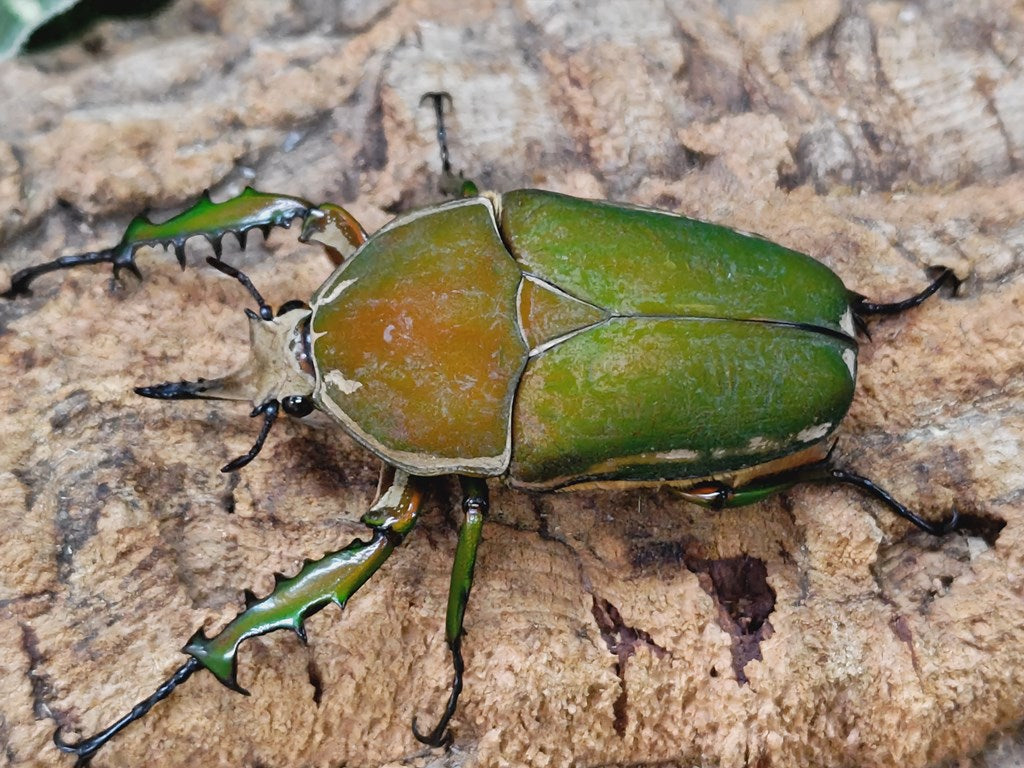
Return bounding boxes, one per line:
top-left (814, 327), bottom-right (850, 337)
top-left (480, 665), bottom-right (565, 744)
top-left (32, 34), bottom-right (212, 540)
top-left (3, 95), bottom-right (958, 764)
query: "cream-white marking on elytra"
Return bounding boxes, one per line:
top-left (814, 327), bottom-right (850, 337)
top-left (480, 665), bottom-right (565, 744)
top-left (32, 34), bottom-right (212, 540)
top-left (654, 448), bottom-right (700, 461)
top-left (370, 469), bottom-right (410, 514)
top-left (842, 348), bottom-right (857, 379)
top-left (510, 443), bottom-right (833, 493)
top-left (318, 277), bottom-right (358, 308)
top-left (324, 369), bottom-right (363, 394)
top-left (840, 307), bottom-right (855, 337)
top-left (796, 422), bottom-right (832, 443)
top-left (745, 436), bottom-right (779, 452)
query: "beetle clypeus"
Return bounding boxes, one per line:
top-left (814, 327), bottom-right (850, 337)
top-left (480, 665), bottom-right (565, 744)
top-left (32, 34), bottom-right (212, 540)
top-left (3, 94), bottom-right (960, 764)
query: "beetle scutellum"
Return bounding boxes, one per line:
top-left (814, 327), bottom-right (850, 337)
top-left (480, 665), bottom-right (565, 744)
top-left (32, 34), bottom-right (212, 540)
top-left (2, 94), bottom-right (960, 764)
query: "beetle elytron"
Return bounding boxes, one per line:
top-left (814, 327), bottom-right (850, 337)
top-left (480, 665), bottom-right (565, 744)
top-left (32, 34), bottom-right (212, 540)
top-left (3, 95), bottom-right (959, 764)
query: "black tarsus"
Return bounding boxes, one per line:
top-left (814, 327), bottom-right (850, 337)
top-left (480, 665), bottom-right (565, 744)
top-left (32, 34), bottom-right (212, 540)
top-left (828, 467), bottom-right (959, 535)
top-left (419, 91), bottom-right (477, 198)
top-left (411, 635), bottom-right (463, 748)
top-left (221, 400), bottom-right (280, 472)
top-left (2, 244), bottom-right (138, 299)
top-left (853, 267), bottom-right (960, 318)
top-left (53, 657), bottom-right (201, 766)
top-left (420, 91), bottom-right (455, 179)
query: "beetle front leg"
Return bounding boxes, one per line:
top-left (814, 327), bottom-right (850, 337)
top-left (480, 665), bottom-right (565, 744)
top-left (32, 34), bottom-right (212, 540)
top-left (53, 467), bottom-right (426, 765)
top-left (4, 187), bottom-right (368, 298)
top-left (413, 475), bottom-right (488, 747)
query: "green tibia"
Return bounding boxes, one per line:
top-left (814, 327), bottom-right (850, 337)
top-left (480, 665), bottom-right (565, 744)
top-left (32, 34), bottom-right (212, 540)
top-left (122, 187), bottom-right (316, 265)
top-left (723, 481), bottom-right (798, 507)
top-left (445, 477), bottom-right (488, 646)
top-left (184, 469), bottom-right (425, 692)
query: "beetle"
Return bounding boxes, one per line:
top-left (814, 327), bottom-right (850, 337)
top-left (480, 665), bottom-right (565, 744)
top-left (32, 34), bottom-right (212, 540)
top-left (2, 94), bottom-right (959, 764)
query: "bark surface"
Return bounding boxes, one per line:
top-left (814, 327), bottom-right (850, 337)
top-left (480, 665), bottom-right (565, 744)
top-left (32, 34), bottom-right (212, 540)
top-left (1, 1), bottom-right (1023, 767)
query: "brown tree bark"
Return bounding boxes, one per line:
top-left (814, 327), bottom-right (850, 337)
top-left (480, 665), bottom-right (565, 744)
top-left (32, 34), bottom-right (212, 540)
top-left (1, 1), bottom-right (1023, 766)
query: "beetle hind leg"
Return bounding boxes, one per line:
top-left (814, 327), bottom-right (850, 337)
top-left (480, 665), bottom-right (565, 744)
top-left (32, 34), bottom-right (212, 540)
top-left (825, 467), bottom-right (959, 535)
top-left (851, 267), bottom-right (960, 321)
top-left (679, 460), bottom-right (958, 536)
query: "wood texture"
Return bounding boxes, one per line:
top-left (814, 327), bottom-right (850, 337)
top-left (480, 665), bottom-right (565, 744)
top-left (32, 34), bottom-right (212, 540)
top-left (1, 1), bottom-right (1023, 766)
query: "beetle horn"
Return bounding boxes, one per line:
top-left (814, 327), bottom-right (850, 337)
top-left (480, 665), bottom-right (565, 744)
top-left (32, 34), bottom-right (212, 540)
top-left (136, 302), bottom-right (314, 405)
top-left (134, 375), bottom-right (246, 401)
top-left (135, 299), bottom-right (315, 471)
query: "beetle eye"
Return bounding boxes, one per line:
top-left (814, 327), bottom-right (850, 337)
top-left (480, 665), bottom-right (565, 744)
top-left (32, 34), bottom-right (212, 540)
top-left (282, 395), bottom-right (315, 417)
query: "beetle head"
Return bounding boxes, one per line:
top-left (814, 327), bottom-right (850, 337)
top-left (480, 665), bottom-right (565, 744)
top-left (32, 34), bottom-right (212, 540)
top-left (135, 259), bottom-right (317, 471)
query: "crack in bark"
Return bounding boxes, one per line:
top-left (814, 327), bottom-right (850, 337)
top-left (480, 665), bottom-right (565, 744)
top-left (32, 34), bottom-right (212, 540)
top-left (528, 497), bottom-right (671, 738)
top-left (306, 654), bottom-right (324, 707)
top-left (888, 613), bottom-right (921, 676)
top-left (682, 554), bottom-right (775, 685)
top-left (590, 595), bottom-right (669, 737)
top-left (19, 623), bottom-right (55, 721)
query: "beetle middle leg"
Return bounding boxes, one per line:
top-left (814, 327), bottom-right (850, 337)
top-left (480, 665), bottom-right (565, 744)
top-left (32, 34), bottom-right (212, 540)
top-left (413, 476), bottom-right (489, 746)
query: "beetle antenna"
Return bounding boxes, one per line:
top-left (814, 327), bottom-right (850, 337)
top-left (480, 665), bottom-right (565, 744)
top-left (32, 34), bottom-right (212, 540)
top-left (53, 657), bottom-right (201, 766)
top-left (206, 257), bottom-right (273, 320)
top-left (276, 299), bottom-right (309, 317)
top-left (221, 399), bottom-right (280, 472)
top-left (828, 468), bottom-right (959, 535)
